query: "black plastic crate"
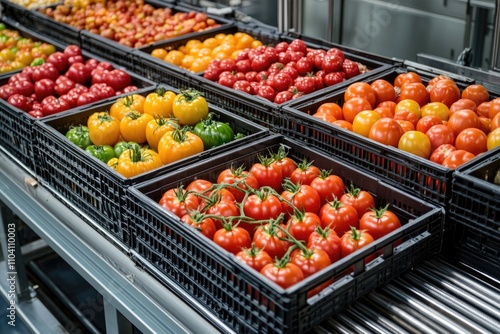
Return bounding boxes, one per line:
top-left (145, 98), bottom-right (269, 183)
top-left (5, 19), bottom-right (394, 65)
top-left (76, 0), bottom-right (232, 71)
top-left (0, 61), bottom-right (154, 174)
top-left (278, 63), bottom-right (483, 207)
top-left (0, 18), bottom-right (154, 172)
top-left (127, 134), bottom-right (444, 334)
top-left (34, 88), bottom-right (270, 246)
top-left (0, 0), bottom-right (36, 28)
top-left (131, 23), bottom-right (279, 85)
top-left (447, 147), bottom-right (500, 279)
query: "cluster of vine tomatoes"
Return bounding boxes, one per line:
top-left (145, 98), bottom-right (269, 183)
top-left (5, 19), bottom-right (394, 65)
top-left (309, 72), bottom-right (500, 169)
top-left (203, 38), bottom-right (367, 104)
top-left (158, 146), bottom-right (402, 292)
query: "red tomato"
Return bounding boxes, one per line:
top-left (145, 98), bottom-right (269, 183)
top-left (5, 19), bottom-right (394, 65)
top-left (286, 211), bottom-right (321, 242)
top-left (489, 98), bottom-right (500, 119)
top-left (204, 198), bottom-right (240, 230)
top-left (397, 82), bottom-right (429, 107)
top-left (213, 225), bottom-right (252, 255)
top-left (447, 109), bottom-right (480, 136)
top-left (235, 244), bottom-right (273, 272)
top-left (426, 124), bottom-right (456, 152)
top-left (430, 144), bottom-right (456, 165)
top-left (368, 118), bottom-right (404, 147)
top-left (416, 115), bottom-right (442, 134)
top-left (339, 185), bottom-right (375, 219)
top-left (332, 120), bottom-right (353, 131)
top-left (319, 199), bottom-right (359, 236)
top-left (441, 150), bottom-right (475, 169)
top-left (394, 72), bottom-right (422, 88)
top-left (462, 84), bottom-right (489, 107)
top-left (340, 227), bottom-right (375, 259)
top-left (377, 101), bottom-right (397, 115)
top-left (344, 82), bottom-right (376, 108)
top-left (186, 179), bottom-right (213, 196)
top-left (243, 190), bottom-right (283, 221)
top-left (217, 167), bottom-right (260, 202)
top-left (181, 212), bottom-right (216, 239)
top-left (359, 205), bottom-right (401, 240)
top-left (253, 223), bottom-right (293, 259)
top-left (307, 225), bottom-right (342, 263)
top-left (449, 98), bottom-right (477, 114)
top-left (373, 106), bottom-right (394, 119)
top-left (316, 102), bottom-right (343, 120)
top-left (429, 79), bottom-right (461, 107)
top-left (393, 110), bottom-right (419, 129)
top-left (342, 97), bottom-right (373, 123)
top-left (309, 170), bottom-right (345, 205)
top-left (250, 158), bottom-right (283, 192)
top-left (260, 260), bottom-right (304, 289)
top-left (281, 180), bottom-right (321, 216)
top-left (159, 187), bottom-right (200, 218)
top-left (290, 247), bottom-right (332, 296)
top-left (492, 113), bottom-right (500, 132)
top-left (396, 120), bottom-right (415, 133)
top-left (455, 128), bottom-right (488, 156)
top-left (290, 160), bottom-right (321, 185)
top-left (272, 147), bottom-right (297, 178)
top-left (313, 112), bottom-right (337, 123)
top-left (476, 101), bottom-right (491, 118)
top-left (371, 79), bottom-right (396, 105)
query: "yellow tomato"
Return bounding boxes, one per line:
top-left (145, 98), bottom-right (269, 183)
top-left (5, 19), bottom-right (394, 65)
top-left (151, 48), bottom-right (168, 59)
top-left (421, 102), bottom-right (450, 121)
top-left (395, 99), bottom-right (421, 118)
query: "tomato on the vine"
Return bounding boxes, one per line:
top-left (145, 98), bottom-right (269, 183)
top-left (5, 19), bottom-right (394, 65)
top-left (359, 205), bottom-right (401, 240)
top-left (181, 211), bottom-right (217, 239)
top-left (217, 165), bottom-right (260, 202)
top-left (159, 186), bottom-right (200, 218)
top-left (339, 184), bottom-right (375, 219)
top-left (290, 247), bottom-right (332, 296)
top-left (235, 243), bottom-right (273, 272)
top-left (290, 159), bottom-right (321, 185)
top-left (271, 145), bottom-right (298, 178)
top-left (286, 210), bottom-right (321, 242)
top-left (307, 225), bottom-right (342, 263)
top-left (243, 189), bottom-right (283, 221)
top-left (281, 179), bottom-right (321, 215)
top-left (253, 221), bottom-right (292, 260)
top-left (319, 199), bottom-right (359, 235)
top-left (213, 224), bottom-right (252, 255)
top-left (250, 155), bottom-right (284, 192)
top-left (260, 258), bottom-right (304, 289)
top-left (340, 227), bottom-right (375, 260)
top-left (309, 169), bottom-right (345, 206)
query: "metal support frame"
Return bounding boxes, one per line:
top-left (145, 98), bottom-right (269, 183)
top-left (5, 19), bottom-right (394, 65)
top-left (0, 149), bottom-right (232, 334)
